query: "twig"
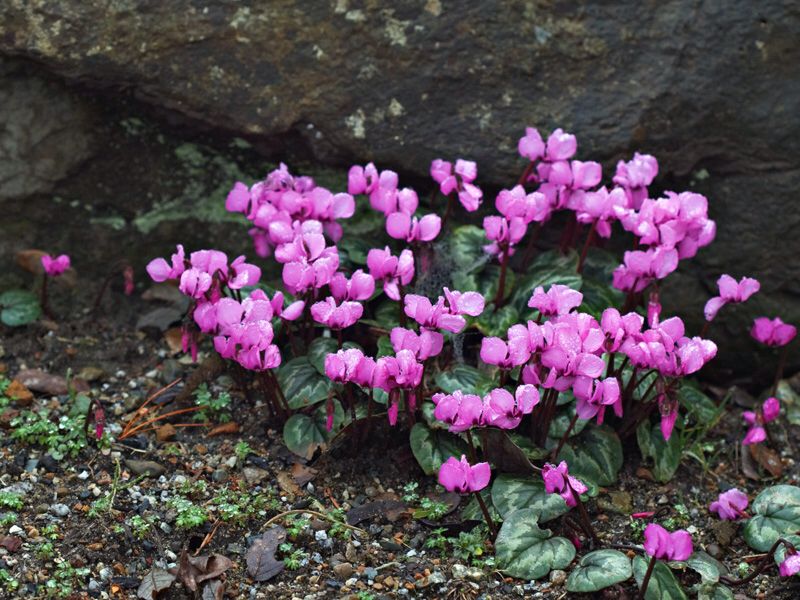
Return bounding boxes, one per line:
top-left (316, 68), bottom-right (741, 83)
top-left (194, 519), bottom-right (223, 556)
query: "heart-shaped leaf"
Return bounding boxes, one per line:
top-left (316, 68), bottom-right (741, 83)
top-left (548, 403), bottom-right (587, 439)
top-left (743, 485), bottom-right (800, 551)
top-left (633, 555), bottom-right (688, 600)
top-left (276, 357), bottom-right (332, 409)
top-left (637, 422), bottom-right (683, 482)
top-left (687, 550), bottom-right (728, 584)
top-left (474, 303), bottom-right (520, 337)
top-left (0, 289), bottom-right (41, 327)
top-left (696, 583), bottom-right (735, 600)
top-left (246, 527), bottom-right (286, 581)
top-left (495, 508), bottom-right (575, 580)
top-left (283, 399), bottom-right (345, 459)
top-left (678, 383), bottom-right (721, 425)
top-left (559, 424), bottom-right (622, 487)
top-left (490, 474), bottom-right (569, 522)
top-left (409, 422), bottom-right (467, 476)
top-left (566, 549), bottom-right (632, 592)
top-left (434, 364), bottom-right (495, 396)
top-left (449, 225), bottom-right (489, 272)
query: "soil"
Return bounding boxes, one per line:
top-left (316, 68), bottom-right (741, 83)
top-left (1, 284), bottom-right (799, 600)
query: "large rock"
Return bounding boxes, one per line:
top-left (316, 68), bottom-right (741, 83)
top-left (1, 1), bottom-right (798, 379)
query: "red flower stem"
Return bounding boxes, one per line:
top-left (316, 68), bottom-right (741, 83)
top-left (517, 161), bottom-right (535, 187)
top-left (520, 222), bottom-right (543, 266)
top-left (638, 555), bottom-right (658, 599)
top-left (40, 274), bottom-right (53, 319)
top-left (552, 411), bottom-right (580, 460)
top-left (576, 221), bottom-right (597, 274)
top-left (465, 430), bottom-right (478, 464)
top-left (572, 487), bottom-right (599, 544)
top-left (398, 284), bottom-right (407, 327)
top-left (699, 321), bottom-right (711, 339)
top-left (267, 369), bottom-right (290, 416)
top-left (719, 537), bottom-right (792, 586)
top-left (474, 490), bottom-right (498, 539)
top-left (493, 246), bottom-right (511, 309)
top-left (337, 328), bottom-right (343, 349)
top-left (285, 321), bottom-right (301, 357)
top-left (441, 193), bottom-right (455, 230)
top-left (605, 352), bottom-right (616, 379)
top-left (772, 344), bottom-right (790, 396)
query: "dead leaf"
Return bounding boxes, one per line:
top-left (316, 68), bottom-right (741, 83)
top-left (208, 422), bottom-right (239, 436)
top-left (276, 471), bottom-right (302, 499)
top-left (0, 536), bottom-right (22, 552)
top-left (176, 550), bottom-right (234, 592)
top-left (346, 499), bottom-right (409, 525)
top-left (741, 443), bottom-right (761, 480)
top-left (290, 463), bottom-right (317, 486)
top-left (155, 423), bottom-right (177, 442)
top-left (749, 444), bottom-right (784, 478)
top-left (15, 249), bottom-right (47, 274)
top-left (164, 328), bottom-right (184, 354)
top-left (202, 579), bottom-right (225, 600)
top-left (16, 369), bottom-right (89, 396)
top-left (136, 568), bottom-right (175, 599)
top-left (6, 380), bottom-right (33, 405)
top-left (246, 527), bottom-right (286, 582)
top-left (635, 467), bottom-right (655, 481)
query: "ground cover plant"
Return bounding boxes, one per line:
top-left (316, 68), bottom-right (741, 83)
top-left (1, 123), bottom-right (798, 598)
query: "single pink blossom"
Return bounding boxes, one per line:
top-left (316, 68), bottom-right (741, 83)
top-left (386, 212), bottom-right (441, 242)
top-left (751, 317), bottom-right (797, 347)
top-left (329, 269), bottom-right (375, 302)
top-left (483, 385), bottom-right (540, 430)
top-left (432, 390), bottom-right (485, 433)
top-left (41, 254), bottom-right (71, 277)
top-left (367, 247), bottom-right (415, 301)
top-left (643, 523), bottom-right (693, 561)
top-left (480, 336), bottom-right (531, 369)
top-left (390, 327), bottom-right (443, 361)
top-left (542, 461), bottom-right (588, 507)
top-left (310, 297), bottom-right (363, 330)
top-left (709, 489), bottom-right (749, 520)
top-left (779, 548), bottom-right (800, 577)
top-left (518, 127), bottom-right (545, 161)
top-left (528, 284), bottom-right (583, 316)
top-left (179, 268), bottom-right (212, 299)
top-left (574, 376), bottom-right (621, 424)
top-left (438, 455), bottom-right (491, 494)
top-left (146, 244), bottom-right (186, 282)
top-left (704, 274), bottom-right (760, 321)
top-left (613, 153), bottom-right (658, 209)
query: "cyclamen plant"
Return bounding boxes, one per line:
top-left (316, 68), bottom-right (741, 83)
top-left (145, 123), bottom-right (797, 593)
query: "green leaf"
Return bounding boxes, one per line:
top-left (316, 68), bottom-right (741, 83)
top-left (409, 422), bottom-right (467, 476)
top-left (559, 424), bottom-right (623, 487)
top-left (337, 237), bottom-right (372, 265)
top-left (276, 357), bottom-right (332, 409)
top-left (687, 551), bottom-right (727, 584)
top-left (743, 485), bottom-right (800, 551)
top-left (434, 364), bottom-right (495, 396)
top-left (474, 265), bottom-right (517, 303)
top-left (566, 549), bottom-right (633, 592)
top-left (776, 380), bottom-right (800, 426)
top-left (490, 474), bottom-right (569, 522)
top-left (449, 225), bottom-right (489, 272)
top-left (474, 304), bottom-right (520, 337)
top-left (495, 508), bottom-right (575, 580)
top-left (580, 279), bottom-right (624, 319)
top-left (637, 422), bottom-right (683, 482)
top-left (772, 534), bottom-right (800, 570)
top-left (373, 300), bottom-right (400, 329)
top-left (697, 583), bottom-right (735, 600)
top-left (633, 555), bottom-right (688, 600)
top-left (678, 383), bottom-right (720, 424)
top-left (547, 403), bottom-right (587, 439)
top-left (461, 488), bottom-right (500, 522)
top-left (376, 335), bottom-right (394, 358)
top-left (511, 250), bottom-right (582, 314)
top-left (341, 206), bottom-right (385, 236)
top-left (283, 399), bottom-right (345, 459)
top-left (0, 289), bottom-right (41, 327)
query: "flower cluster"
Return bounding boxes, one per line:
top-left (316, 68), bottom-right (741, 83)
top-left (742, 397), bottom-right (780, 445)
top-left (432, 385), bottom-right (540, 432)
top-left (431, 158), bottom-right (483, 212)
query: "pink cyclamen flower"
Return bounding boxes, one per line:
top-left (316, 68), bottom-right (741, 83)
top-left (751, 317), bottom-right (797, 347)
top-left (542, 461), bottom-right (588, 507)
top-left (41, 254), bottom-right (71, 277)
top-left (432, 390), bottom-right (485, 433)
top-left (613, 153), bottom-right (659, 209)
top-left (430, 158), bottom-right (483, 212)
top-left (404, 294), bottom-right (468, 333)
top-left (146, 244), bottom-right (186, 282)
top-left (438, 455), bottom-right (491, 494)
top-left (179, 268), bottom-right (213, 299)
top-left (573, 376), bottom-right (622, 424)
top-left (386, 212), bottom-right (441, 242)
top-left (643, 523), bottom-right (693, 561)
top-left (709, 489), bottom-right (749, 521)
top-left (742, 396), bottom-right (780, 445)
top-left (518, 127), bottom-right (546, 161)
top-left (390, 327), bottom-right (443, 361)
top-left (329, 269), bottom-right (375, 302)
top-left (324, 348), bottom-right (375, 387)
top-left (480, 336), bottom-right (531, 369)
top-left (703, 274), bottom-right (760, 321)
top-left (779, 547), bottom-right (800, 577)
top-left (483, 385), bottom-right (540, 430)
top-left (310, 297), bottom-right (363, 330)
top-left (367, 247), bottom-right (415, 301)
top-left (528, 284), bottom-right (583, 316)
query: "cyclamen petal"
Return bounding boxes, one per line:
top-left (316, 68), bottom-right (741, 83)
top-left (709, 489), bottom-right (748, 521)
top-left (438, 455), bottom-right (491, 494)
top-left (643, 523), bottom-right (693, 561)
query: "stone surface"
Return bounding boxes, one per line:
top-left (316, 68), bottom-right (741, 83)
top-left (0, 1), bottom-right (798, 378)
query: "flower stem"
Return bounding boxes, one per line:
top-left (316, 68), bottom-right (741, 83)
top-left (493, 246), bottom-right (511, 309)
top-left (473, 490), bottom-right (498, 538)
top-left (552, 411), bottom-right (580, 460)
top-left (772, 344), bottom-right (790, 396)
top-left (517, 161), bottom-right (535, 187)
top-left (719, 537), bottom-right (792, 586)
top-left (465, 430), bottom-right (478, 464)
top-left (638, 555), bottom-right (658, 599)
top-left (40, 274), bottom-right (53, 319)
top-left (398, 283), bottom-right (407, 327)
top-left (576, 221), bottom-right (596, 274)
top-left (572, 490), bottom-right (599, 545)
top-left (442, 193), bottom-right (455, 230)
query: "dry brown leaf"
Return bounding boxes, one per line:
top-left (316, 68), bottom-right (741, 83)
top-left (136, 568), bottom-right (175, 599)
top-left (290, 463), bottom-right (317, 486)
top-left (15, 249), bottom-right (47, 274)
top-left (276, 471), bottom-right (302, 499)
top-left (0, 536), bottom-right (22, 552)
top-left (163, 328), bottom-right (184, 354)
top-left (6, 380), bottom-right (33, 405)
top-left (246, 527), bottom-right (286, 582)
top-left (176, 551), bottom-right (234, 592)
top-left (208, 422), bottom-right (239, 436)
top-left (155, 423), bottom-right (177, 442)
top-left (749, 443), bottom-right (784, 478)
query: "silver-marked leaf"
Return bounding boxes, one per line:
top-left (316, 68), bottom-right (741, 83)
top-left (491, 474), bottom-right (569, 522)
top-left (548, 403), bottom-right (587, 439)
top-left (633, 555), bottom-right (688, 600)
top-left (678, 383), bottom-right (721, 425)
top-left (495, 508), bottom-right (575, 580)
top-left (511, 250), bottom-right (582, 314)
top-left (743, 485), bottom-right (800, 551)
top-left (565, 549), bottom-right (632, 592)
top-left (434, 364), bottom-right (495, 396)
top-left (449, 225), bottom-right (489, 272)
top-left (474, 303), bottom-right (520, 337)
top-left (559, 424), bottom-right (622, 487)
top-left (0, 289), bottom-right (41, 327)
top-left (409, 422), bottom-right (467, 475)
top-left (637, 422), bottom-right (683, 482)
top-left (697, 583), bottom-right (735, 600)
top-left (772, 534), bottom-right (800, 571)
top-left (283, 399), bottom-right (345, 459)
top-left (277, 356), bottom-right (332, 409)
top-left (461, 488), bottom-right (500, 522)
top-left (687, 551), bottom-right (728, 584)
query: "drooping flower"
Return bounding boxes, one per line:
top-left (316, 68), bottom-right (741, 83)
top-left (480, 336), bottom-right (531, 369)
top-left (643, 523), bottom-right (693, 561)
top-left (41, 254), bottom-right (71, 277)
top-left (404, 292), bottom-right (475, 334)
top-left (742, 396), bottom-right (780, 445)
top-left (779, 546), bottom-right (800, 577)
top-left (324, 348), bottom-right (375, 387)
top-left (329, 269), bottom-right (375, 302)
top-left (367, 247), bottom-right (415, 301)
top-left (542, 461), bottom-right (588, 507)
top-left (704, 274), bottom-right (760, 321)
top-left (709, 489), bottom-right (749, 521)
top-left (751, 317), bottom-right (797, 347)
top-left (437, 455), bottom-right (491, 494)
top-left (613, 153), bottom-right (658, 209)
top-left (179, 268), bottom-right (213, 299)
top-left (390, 327), bottom-right (443, 361)
top-left (573, 377), bottom-right (621, 424)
